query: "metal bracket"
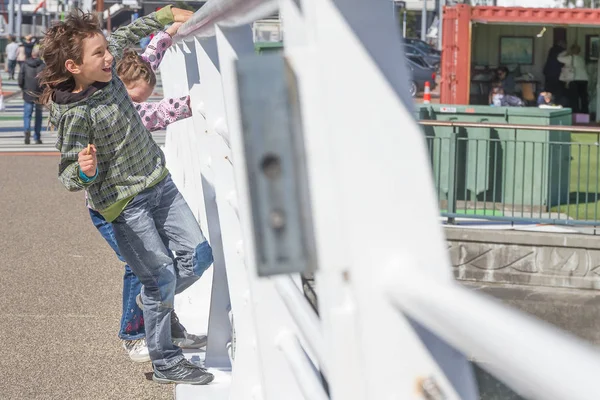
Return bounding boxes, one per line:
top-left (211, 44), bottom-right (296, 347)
top-left (236, 52), bottom-right (317, 277)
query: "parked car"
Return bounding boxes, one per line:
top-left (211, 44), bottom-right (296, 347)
top-left (406, 55), bottom-right (437, 97)
top-left (404, 43), bottom-right (441, 71)
top-left (404, 38), bottom-right (441, 55)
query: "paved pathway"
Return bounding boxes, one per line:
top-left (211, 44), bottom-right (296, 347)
top-left (0, 71), bottom-right (172, 399)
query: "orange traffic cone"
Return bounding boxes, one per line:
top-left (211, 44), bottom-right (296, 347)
top-left (423, 81), bottom-right (431, 104)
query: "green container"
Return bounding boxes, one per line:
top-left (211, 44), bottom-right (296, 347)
top-left (416, 105), bottom-right (572, 213)
top-left (254, 41), bottom-right (284, 54)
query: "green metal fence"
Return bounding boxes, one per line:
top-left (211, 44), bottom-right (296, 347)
top-left (420, 120), bottom-right (600, 226)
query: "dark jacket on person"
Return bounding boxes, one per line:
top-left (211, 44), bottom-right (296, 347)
top-left (21, 39), bottom-right (36, 58)
top-left (18, 57), bottom-right (45, 103)
top-left (544, 44), bottom-right (565, 79)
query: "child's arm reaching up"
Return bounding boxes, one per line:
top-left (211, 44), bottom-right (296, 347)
top-left (141, 29), bottom-right (174, 72)
top-left (135, 96), bottom-right (192, 132)
top-left (140, 22), bottom-right (182, 72)
top-left (108, 7), bottom-right (192, 63)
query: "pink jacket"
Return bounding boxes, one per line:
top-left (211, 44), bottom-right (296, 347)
top-left (135, 30), bottom-right (192, 132)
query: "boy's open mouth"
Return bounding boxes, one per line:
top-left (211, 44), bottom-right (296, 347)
top-left (102, 67), bottom-right (111, 73)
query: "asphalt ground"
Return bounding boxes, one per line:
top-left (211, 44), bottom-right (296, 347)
top-left (0, 154), bottom-right (172, 400)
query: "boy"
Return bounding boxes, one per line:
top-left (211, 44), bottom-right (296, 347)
top-left (18, 46), bottom-right (45, 144)
top-left (39, 8), bottom-right (215, 385)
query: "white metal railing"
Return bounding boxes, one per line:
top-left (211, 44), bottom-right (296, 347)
top-left (385, 262), bottom-right (600, 400)
top-left (159, 0), bottom-right (600, 399)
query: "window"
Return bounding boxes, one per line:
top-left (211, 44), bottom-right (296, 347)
top-left (407, 55), bottom-right (427, 68)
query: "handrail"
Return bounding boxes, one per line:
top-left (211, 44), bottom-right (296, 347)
top-left (273, 276), bottom-right (327, 377)
top-left (419, 120), bottom-right (600, 134)
top-left (276, 330), bottom-right (329, 400)
top-left (175, 0), bottom-right (278, 40)
top-left (385, 262), bottom-right (600, 400)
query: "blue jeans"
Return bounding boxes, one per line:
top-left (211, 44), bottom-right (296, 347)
top-left (89, 208), bottom-right (146, 340)
top-left (24, 101), bottom-right (43, 140)
top-left (112, 175), bottom-right (213, 369)
top-left (7, 59), bottom-right (17, 79)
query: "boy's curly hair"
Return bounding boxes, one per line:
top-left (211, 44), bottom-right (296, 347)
top-left (38, 10), bottom-right (103, 105)
top-left (117, 49), bottom-right (156, 89)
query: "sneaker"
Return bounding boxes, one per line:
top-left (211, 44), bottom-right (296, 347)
top-left (24, 131), bottom-right (30, 145)
top-left (136, 295), bottom-right (207, 349)
top-left (35, 139), bottom-right (42, 144)
top-left (153, 358), bottom-right (214, 385)
top-left (171, 311), bottom-right (208, 349)
top-left (122, 338), bottom-right (151, 363)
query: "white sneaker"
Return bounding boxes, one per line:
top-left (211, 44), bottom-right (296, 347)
top-left (122, 338), bottom-right (151, 363)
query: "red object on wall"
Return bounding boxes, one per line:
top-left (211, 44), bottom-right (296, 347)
top-left (440, 5), bottom-right (600, 105)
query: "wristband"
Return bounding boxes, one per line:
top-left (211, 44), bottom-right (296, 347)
top-left (79, 167), bottom-right (98, 183)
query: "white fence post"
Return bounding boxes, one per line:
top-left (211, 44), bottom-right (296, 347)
top-left (279, 0), bottom-right (478, 398)
top-left (159, 1), bottom-right (600, 400)
top-left (192, 32), bottom-right (265, 398)
top-left (215, 24), bottom-right (325, 400)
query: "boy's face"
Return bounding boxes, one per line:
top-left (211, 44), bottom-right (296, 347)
top-left (67, 32), bottom-right (114, 87)
top-left (125, 80), bottom-right (154, 103)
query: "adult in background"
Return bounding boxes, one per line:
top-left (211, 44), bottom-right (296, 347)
top-left (21, 35), bottom-right (38, 59)
top-left (496, 66), bottom-right (516, 95)
top-left (16, 43), bottom-right (26, 75)
top-left (18, 46), bottom-right (45, 144)
top-left (558, 44), bottom-right (589, 114)
top-left (5, 36), bottom-right (19, 80)
top-left (543, 40), bottom-right (566, 100)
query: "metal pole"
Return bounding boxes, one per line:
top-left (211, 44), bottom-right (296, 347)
top-left (403, 9), bottom-right (407, 38)
top-left (8, 0), bottom-right (14, 37)
top-left (438, 0), bottom-right (445, 50)
top-left (107, 8), bottom-right (111, 33)
top-left (421, 0), bottom-right (427, 41)
top-left (42, 0), bottom-right (47, 30)
top-left (16, 0), bottom-right (22, 40)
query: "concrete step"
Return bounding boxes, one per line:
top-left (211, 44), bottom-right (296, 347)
top-left (463, 281), bottom-right (600, 399)
top-left (464, 281), bottom-right (600, 345)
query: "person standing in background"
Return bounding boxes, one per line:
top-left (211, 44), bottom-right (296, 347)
top-left (22, 35), bottom-right (38, 59)
top-left (5, 36), bottom-right (19, 80)
top-left (558, 44), bottom-right (589, 114)
top-left (18, 46), bottom-right (45, 144)
top-left (16, 43), bottom-right (26, 75)
top-left (543, 40), bottom-right (566, 101)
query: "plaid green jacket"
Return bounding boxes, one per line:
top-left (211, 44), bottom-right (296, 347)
top-left (50, 7), bottom-right (174, 214)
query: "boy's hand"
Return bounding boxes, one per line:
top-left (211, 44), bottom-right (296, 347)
top-left (171, 8), bottom-right (194, 23)
top-left (78, 144), bottom-right (97, 177)
top-left (166, 22), bottom-right (183, 37)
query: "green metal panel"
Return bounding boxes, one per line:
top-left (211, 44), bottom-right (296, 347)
top-left (417, 105), bottom-right (572, 215)
top-left (506, 108), bottom-right (571, 210)
top-left (254, 41), bottom-right (284, 54)
top-left (417, 105), bottom-right (511, 205)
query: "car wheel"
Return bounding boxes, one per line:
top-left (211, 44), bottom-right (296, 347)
top-left (410, 81), bottom-right (418, 97)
